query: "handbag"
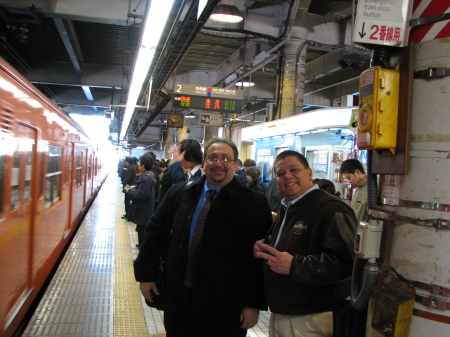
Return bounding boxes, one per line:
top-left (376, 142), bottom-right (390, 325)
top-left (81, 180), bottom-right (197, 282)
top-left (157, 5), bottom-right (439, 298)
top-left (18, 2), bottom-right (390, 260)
top-left (145, 256), bottom-right (166, 310)
top-left (144, 228), bottom-right (172, 311)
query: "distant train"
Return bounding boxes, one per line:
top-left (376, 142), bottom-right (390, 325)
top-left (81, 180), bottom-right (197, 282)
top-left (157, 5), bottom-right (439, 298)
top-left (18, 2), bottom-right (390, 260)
top-left (0, 57), bottom-right (106, 337)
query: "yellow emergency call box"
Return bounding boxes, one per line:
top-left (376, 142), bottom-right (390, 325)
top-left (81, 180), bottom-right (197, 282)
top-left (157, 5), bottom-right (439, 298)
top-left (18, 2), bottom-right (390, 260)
top-left (357, 66), bottom-right (399, 153)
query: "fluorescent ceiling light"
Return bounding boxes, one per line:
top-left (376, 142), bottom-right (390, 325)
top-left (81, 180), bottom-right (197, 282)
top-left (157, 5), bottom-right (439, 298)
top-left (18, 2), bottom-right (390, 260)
top-left (185, 112), bottom-right (195, 118)
top-left (210, 4), bottom-right (243, 23)
top-left (120, 0), bottom-right (175, 140)
top-left (235, 81), bottom-right (255, 87)
top-left (82, 85), bottom-right (94, 101)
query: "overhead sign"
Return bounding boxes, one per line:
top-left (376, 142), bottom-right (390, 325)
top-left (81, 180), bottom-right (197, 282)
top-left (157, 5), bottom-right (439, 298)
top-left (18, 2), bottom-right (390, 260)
top-left (353, 0), bottom-right (413, 47)
top-left (199, 113), bottom-right (223, 127)
top-left (173, 83), bottom-right (243, 113)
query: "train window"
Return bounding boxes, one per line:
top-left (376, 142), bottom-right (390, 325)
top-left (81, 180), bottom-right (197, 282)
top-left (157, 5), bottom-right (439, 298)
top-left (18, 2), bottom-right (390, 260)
top-left (88, 154), bottom-right (92, 180)
top-left (11, 150), bottom-right (20, 210)
top-left (46, 145), bottom-right (62, 208)
top-left (24, 151), bottom-right (32, 203)
top-left (10, 125), bottom-right (36, 210)
top-left (75, 151), bottom-right (82, 187)
top-left (39, 152), bottom-right (45, 197)
top-left (0, 146), bottom-right (4, 215)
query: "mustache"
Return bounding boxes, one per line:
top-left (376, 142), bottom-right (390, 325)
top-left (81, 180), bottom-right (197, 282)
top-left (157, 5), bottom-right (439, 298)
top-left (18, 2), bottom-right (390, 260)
top-left (211, 167), bottom-right (227, 172)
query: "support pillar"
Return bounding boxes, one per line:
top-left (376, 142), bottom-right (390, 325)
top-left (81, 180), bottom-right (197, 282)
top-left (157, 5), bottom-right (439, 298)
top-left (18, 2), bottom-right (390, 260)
top-left (279, 26), bottom-right (308, 119)
top-left (204, 125), bottom-right (220, 144)
top-left (178, 125), bottom-right (188, 141)
top-left (371, 38), bottom-right (450, 337)
top-left (163, 127), bottom-right (175, 159)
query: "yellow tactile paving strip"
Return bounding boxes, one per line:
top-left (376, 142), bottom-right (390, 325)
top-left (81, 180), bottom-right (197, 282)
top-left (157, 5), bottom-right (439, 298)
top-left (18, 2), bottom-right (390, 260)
top-left (21, 173), bottom-right (267, 337)
top-left (114, 197), bottom-right (148, 337)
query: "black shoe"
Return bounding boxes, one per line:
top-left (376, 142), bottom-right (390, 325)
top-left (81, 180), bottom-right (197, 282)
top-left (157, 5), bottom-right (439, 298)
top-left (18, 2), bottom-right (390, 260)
top-left (135, 244), bottom-right (140, 248)
top-left (121, 215), bottom-right (127, 219)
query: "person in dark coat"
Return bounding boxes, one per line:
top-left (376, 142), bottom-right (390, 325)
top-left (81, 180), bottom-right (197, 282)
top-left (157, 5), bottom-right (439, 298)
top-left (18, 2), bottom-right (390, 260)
top-left (246, 166), bottom-right (266, 195)
top-left (145, 151), bottom-right (162, 206)
top-left (159, 160), bottom-right (173, 204)
top-left (125, 155), bottom-right (157, 247)
top-left (169, 139), bottom-right (203, 184)
top-left (134, 138), bottom-right (273, 337)
top-left (117, 158), bottom-right (125, 178)
top-left (121, 156), bottom-right (136, 219)
top-left (265, 176), bottom-right (283, 213)
top-left (253, 151), bottom-right (357, 337)
top-left (243, 158), bottom-right (256, 170)
top-left (234, 159), bottom-right (248, 186)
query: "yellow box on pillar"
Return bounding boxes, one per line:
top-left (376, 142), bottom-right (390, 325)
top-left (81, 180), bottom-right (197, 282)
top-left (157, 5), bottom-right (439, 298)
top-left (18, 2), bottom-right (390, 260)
top-left (357, 66), bottom-right (400, 154)
top-left (371, 280), bottom-right (415, 337)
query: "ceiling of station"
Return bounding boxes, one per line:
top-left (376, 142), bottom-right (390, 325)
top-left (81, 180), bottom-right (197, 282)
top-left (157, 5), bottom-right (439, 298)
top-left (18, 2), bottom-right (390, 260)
top-left (0, 0), bottom-right (372, 149)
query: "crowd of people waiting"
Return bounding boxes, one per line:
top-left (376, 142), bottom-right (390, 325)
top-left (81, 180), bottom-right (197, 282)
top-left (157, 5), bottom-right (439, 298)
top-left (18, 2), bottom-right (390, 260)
top-left (116, 138), bottom-right (368, 337)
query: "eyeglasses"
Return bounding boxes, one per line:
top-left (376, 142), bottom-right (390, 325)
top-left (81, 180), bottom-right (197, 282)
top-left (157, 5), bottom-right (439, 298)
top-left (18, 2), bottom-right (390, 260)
top-left (206, 156), bottom-right (235, 164)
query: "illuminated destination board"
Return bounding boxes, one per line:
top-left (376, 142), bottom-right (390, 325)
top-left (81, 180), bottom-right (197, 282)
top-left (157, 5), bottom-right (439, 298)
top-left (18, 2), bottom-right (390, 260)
top-left (173, 83), bottom-right (243, 113)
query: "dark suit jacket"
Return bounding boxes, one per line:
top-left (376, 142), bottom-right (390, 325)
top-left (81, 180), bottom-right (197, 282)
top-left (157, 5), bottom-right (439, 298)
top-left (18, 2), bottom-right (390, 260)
top-left (169, 161), bottom-right (186, 184)
top-left (127, 170), bottom-right (156, 226)
top-left (235, 167), bottom-right (248, 186)
top-left (134, 175), bottom-right (272, 337)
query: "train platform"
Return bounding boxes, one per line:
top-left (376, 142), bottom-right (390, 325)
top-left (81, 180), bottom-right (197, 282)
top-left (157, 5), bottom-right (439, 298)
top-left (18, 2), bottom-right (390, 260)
top-left (20, 174), bottom-right (270, 337)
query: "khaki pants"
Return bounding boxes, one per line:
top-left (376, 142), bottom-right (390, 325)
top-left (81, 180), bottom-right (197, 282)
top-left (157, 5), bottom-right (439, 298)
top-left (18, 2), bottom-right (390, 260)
top-left (269, 312), bottom-right (333, 337)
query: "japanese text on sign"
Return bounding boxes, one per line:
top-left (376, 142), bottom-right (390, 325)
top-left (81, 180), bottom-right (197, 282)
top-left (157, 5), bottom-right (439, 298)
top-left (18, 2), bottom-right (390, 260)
top-left (175, 83), bottom-right (243, 99)
top-left (353, 0), bottom-right (412, 47)
top-left (174, 95), bottom-right (240, 112)
top-left (368, 25), bottom-right (402, 43)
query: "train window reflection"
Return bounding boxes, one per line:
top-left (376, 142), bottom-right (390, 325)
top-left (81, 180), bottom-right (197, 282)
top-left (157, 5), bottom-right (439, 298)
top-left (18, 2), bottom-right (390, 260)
top-left (24, 154), bottom-right (32, 203)
top-left (11, 153), bottom-right (20, 210)
top-left (46, 145), bottom-right (62, 208)
top-left (88, 154), bottom-right (92, 180)
top-left (39, 152), bottom-right (45, 197)
top-left (0, 150), bottom-right (4, 215)
top-left (75, 151), bottom-right (82, 188)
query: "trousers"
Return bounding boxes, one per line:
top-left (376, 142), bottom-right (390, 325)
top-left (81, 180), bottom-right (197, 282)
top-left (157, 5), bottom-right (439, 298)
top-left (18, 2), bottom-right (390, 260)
top-left (269, 311), bottom-right (333, 337)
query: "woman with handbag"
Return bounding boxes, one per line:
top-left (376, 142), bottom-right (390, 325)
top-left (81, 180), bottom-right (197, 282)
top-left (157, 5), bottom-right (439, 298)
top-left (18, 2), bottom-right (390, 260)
top-left (124, 154), bottom-right (156, 247)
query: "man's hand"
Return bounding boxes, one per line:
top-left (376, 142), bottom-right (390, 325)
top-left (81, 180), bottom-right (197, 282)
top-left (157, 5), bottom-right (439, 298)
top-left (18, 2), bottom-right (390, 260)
top-left (253, 239), bottom-right (266, 258)
top-left (240, 307), bottom-right (259, 329)
top-left (139, 282), bottom-right (159, 303)
top-left (170, 143), bottom-right (184, 162)
top-left (254, 243), bottom-right (293, 275)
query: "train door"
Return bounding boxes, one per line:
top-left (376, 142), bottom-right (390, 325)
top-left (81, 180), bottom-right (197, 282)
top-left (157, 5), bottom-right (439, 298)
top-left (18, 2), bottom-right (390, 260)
top-left (0, 123), bottom-right (37, 331)
top-left (82, 148), bottom-right (90, 206)
top-left (88, 152), bottom-right (94, 197)
top-left (67, 142), bottom-right (75, 234)
top-left (70, 145), bottom-right (85, 226)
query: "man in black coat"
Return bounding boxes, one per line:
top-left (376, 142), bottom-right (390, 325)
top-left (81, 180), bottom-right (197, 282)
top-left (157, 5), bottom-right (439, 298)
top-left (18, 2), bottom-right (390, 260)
top-left (121, 156), bottom-right (136, 219)
top-left (253, 151), bottom-right (357, 337)
top-left (125, 155), bottom-right (156, 246)
top-left (134, 138), bottom-right (273, 337)
top-left (169, 138), bottom-right (203, 184)
top-left (234, 158), bottom-right (248, 186)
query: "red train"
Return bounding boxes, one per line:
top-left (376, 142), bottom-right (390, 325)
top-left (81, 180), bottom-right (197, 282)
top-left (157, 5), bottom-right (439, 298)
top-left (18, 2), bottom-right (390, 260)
top-left (0, 58), bottom-right (106, 337)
